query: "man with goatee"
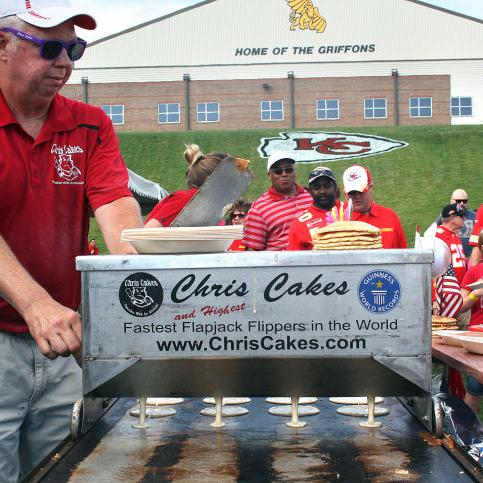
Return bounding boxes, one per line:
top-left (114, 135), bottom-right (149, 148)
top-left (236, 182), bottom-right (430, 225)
top-left (287, 166), bottom-right (345, 250)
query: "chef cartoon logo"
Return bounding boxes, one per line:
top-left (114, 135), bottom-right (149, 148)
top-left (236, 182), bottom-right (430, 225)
top-left (358, 270), bottom-right (401, 314)
top-left (119, 272), bottom-right (163, 317)
top-left (54, 154), bottom-right (81, 181)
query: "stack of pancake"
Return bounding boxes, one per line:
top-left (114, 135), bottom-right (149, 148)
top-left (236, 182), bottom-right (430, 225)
top-left (312, 221), bottom-right (382, 250)
top-left (431, 315), bottom-right (458, 332)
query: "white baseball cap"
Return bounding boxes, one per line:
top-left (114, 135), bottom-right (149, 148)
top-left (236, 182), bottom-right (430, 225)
top-left (266, 151), bottom-right (295, 173)
top-left (342, 165), bottom-right (373, 194)
top-left (0, 0), bottom-right (96, 30)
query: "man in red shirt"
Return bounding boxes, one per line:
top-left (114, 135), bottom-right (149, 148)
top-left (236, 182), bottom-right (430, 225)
top-left (287, 166), bottom-right (345, 250)
top-left (242, 151), bottom-right (312, 250)
top-left (342, 165), bottom-right (407, 249)
top-left (0, 2), bottom-right (142, 478)
top-left (435, 203), bottom-right (468, 285)
top-left (88, 238), bottom-right (100, 255)
top-left (469, 203), bottom-right (483, 267)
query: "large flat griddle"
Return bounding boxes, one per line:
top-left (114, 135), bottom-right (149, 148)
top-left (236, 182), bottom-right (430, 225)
top-left (34, 397), bottom-right (477, 482)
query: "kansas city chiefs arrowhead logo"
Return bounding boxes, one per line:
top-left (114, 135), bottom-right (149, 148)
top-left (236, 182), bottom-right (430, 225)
top-left (259, 131), bottom-right (408, 163)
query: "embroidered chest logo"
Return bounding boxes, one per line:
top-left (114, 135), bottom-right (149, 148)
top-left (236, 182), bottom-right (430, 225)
top-left (55, 154), bottom-right (81, 181)
top-left (51, 144), bottom-right (84, 185)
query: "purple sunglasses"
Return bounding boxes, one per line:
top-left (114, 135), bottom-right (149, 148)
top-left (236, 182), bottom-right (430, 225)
top-left (1, 27), bottom-right (86, 61)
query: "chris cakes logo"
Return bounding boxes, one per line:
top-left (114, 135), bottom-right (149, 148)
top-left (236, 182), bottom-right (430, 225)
top-left (119, 272), bottom-right (163, 317)
top-left (358, 270), bottom-right (401, 314)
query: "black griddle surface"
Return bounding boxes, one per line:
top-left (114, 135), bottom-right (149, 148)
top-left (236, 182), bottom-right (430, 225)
top-left (40, 397), bottom-right (476, 482)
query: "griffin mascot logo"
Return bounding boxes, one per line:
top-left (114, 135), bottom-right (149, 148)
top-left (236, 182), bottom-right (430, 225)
top-left (287, 0), bottom-right (327, 33)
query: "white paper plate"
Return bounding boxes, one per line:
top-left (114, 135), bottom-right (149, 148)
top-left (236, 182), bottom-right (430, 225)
top-left (433, 330), bottom-right (465, 346)
top-left (457, 336), bottom-right (483, 355)
top-left (122, 225), bottom-right (242, 239)
top-left (127, 238), bottom-right (233, 254)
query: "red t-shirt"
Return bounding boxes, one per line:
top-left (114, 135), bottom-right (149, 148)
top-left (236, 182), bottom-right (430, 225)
top-left (88, 243), bottom-right (99, 255)
top-left (145, 188), bottom-right (197, 227)
top-left (352, 202), bottom-right (407, 249)
top-left (287, 201), bottom-right (345, 250)
top-left (0, 91), bottom-right (132, 333)
top-left (461, 263), bottom-right (483, 327)
top-left (229, 239), bottom-right (246, 251)
top-left (242, 185), bottom-right (312, 251)
top-left (469, 204), bottom-right (483, 246)
top-left (435, 225), bottom-right (467, 285)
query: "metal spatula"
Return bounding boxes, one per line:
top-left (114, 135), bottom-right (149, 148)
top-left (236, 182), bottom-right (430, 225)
top-left (171, 156), bottom-right (253, 227)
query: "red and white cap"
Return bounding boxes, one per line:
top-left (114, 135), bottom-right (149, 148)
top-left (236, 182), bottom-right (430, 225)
top-left (342, 165), bottom-right (372, 194)
top-left (0, 0), bottom-right (96, 30)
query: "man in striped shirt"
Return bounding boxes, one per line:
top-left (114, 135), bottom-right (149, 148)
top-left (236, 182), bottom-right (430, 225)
top-left (242, 152), bottom-right (312, 250)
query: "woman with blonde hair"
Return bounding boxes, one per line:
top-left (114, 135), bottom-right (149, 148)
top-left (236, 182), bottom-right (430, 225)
top-left (145, 144), bottom-right (226, 227)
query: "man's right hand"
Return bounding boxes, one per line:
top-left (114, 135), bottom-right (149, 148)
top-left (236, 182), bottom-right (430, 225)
top-left (22, 296), bottom-right (82, 359)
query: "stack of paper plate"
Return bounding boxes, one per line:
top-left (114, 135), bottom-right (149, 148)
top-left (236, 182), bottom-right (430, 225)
top-left (121, 225), bottom-right (243, 254)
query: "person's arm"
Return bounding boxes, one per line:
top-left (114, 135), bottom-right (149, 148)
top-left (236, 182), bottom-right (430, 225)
top-left (469, 245), bottom-right (482, 268)
top-left (460, 286), bottom-right (483, 312)
top-left (0, 236), bottom-right (81, 359)
top-left (144, 218), bottom-right (162, 228)
top-left (94, 197), bottom-right (143, 254)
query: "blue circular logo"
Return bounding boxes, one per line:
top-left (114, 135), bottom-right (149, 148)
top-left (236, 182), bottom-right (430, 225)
top-left (358, 270), bottom-right (401, 314)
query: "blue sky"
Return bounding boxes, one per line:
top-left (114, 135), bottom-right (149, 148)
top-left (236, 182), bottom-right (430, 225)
top-left (77, 0), bottom-right (483, 42)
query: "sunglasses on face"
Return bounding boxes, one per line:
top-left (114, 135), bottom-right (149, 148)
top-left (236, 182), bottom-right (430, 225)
top-left (231, 213), bottom-right (246, 219)
top-left (454, 199), bottom-right (468, 203)
top-left (1, 27), bottom-right (87, 61)
top-left (271, 167), bottom-right (294, 175)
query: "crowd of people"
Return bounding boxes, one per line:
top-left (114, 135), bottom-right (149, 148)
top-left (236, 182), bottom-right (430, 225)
top-left (0, 0), bottom-right (481, 480)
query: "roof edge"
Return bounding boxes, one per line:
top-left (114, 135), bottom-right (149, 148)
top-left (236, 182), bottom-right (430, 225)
top-left (86, 0), bottom-right (483, 48)
top-left (86, 0), bottom-right (218, 47)
top-left (405, 0), bottom-right (483, 24)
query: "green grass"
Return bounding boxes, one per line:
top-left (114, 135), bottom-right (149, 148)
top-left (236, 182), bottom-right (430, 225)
top-left (89, 125), bottom-right (483, 252)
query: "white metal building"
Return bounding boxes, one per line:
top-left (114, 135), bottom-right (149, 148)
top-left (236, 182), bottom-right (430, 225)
top-left (65, 0), bottom-right (483, 131)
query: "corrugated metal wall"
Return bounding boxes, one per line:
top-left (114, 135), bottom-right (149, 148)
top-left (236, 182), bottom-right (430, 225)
top-left (68, 0), bottom-right (483, 126)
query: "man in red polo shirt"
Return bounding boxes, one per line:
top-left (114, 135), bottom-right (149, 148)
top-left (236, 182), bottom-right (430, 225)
top-left (0, 1), bottom-right (142, 478)
top-left (242, 151), bottom-right (312, 250)
top-left (342, 165), bottom-right (407, 249)
top-left (287, 166), bottom-right (346, 250)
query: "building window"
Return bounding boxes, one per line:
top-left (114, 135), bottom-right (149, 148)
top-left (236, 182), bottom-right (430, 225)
top-left (197, 102), bottom-right (220, 123)
top-left (316, 99), bottom-right (339, 120)
top-left (409, 97), bottom-right (432, 118)
top-left (102, 104), bottom-right (124, 125)
top-left (364, 98), bottom-right (387, 119)
top-left (451, 97), bottom-right (473, 117)
top-left (158, 103), bottom-right (180, 124)
top-left (261, 100), bottom-right (284, 121)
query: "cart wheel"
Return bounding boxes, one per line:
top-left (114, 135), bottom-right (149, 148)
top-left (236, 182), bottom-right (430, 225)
top-left (71, 399), bottom-right (84, 441)
top-left (432, 396), bottom-right (443, 437)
